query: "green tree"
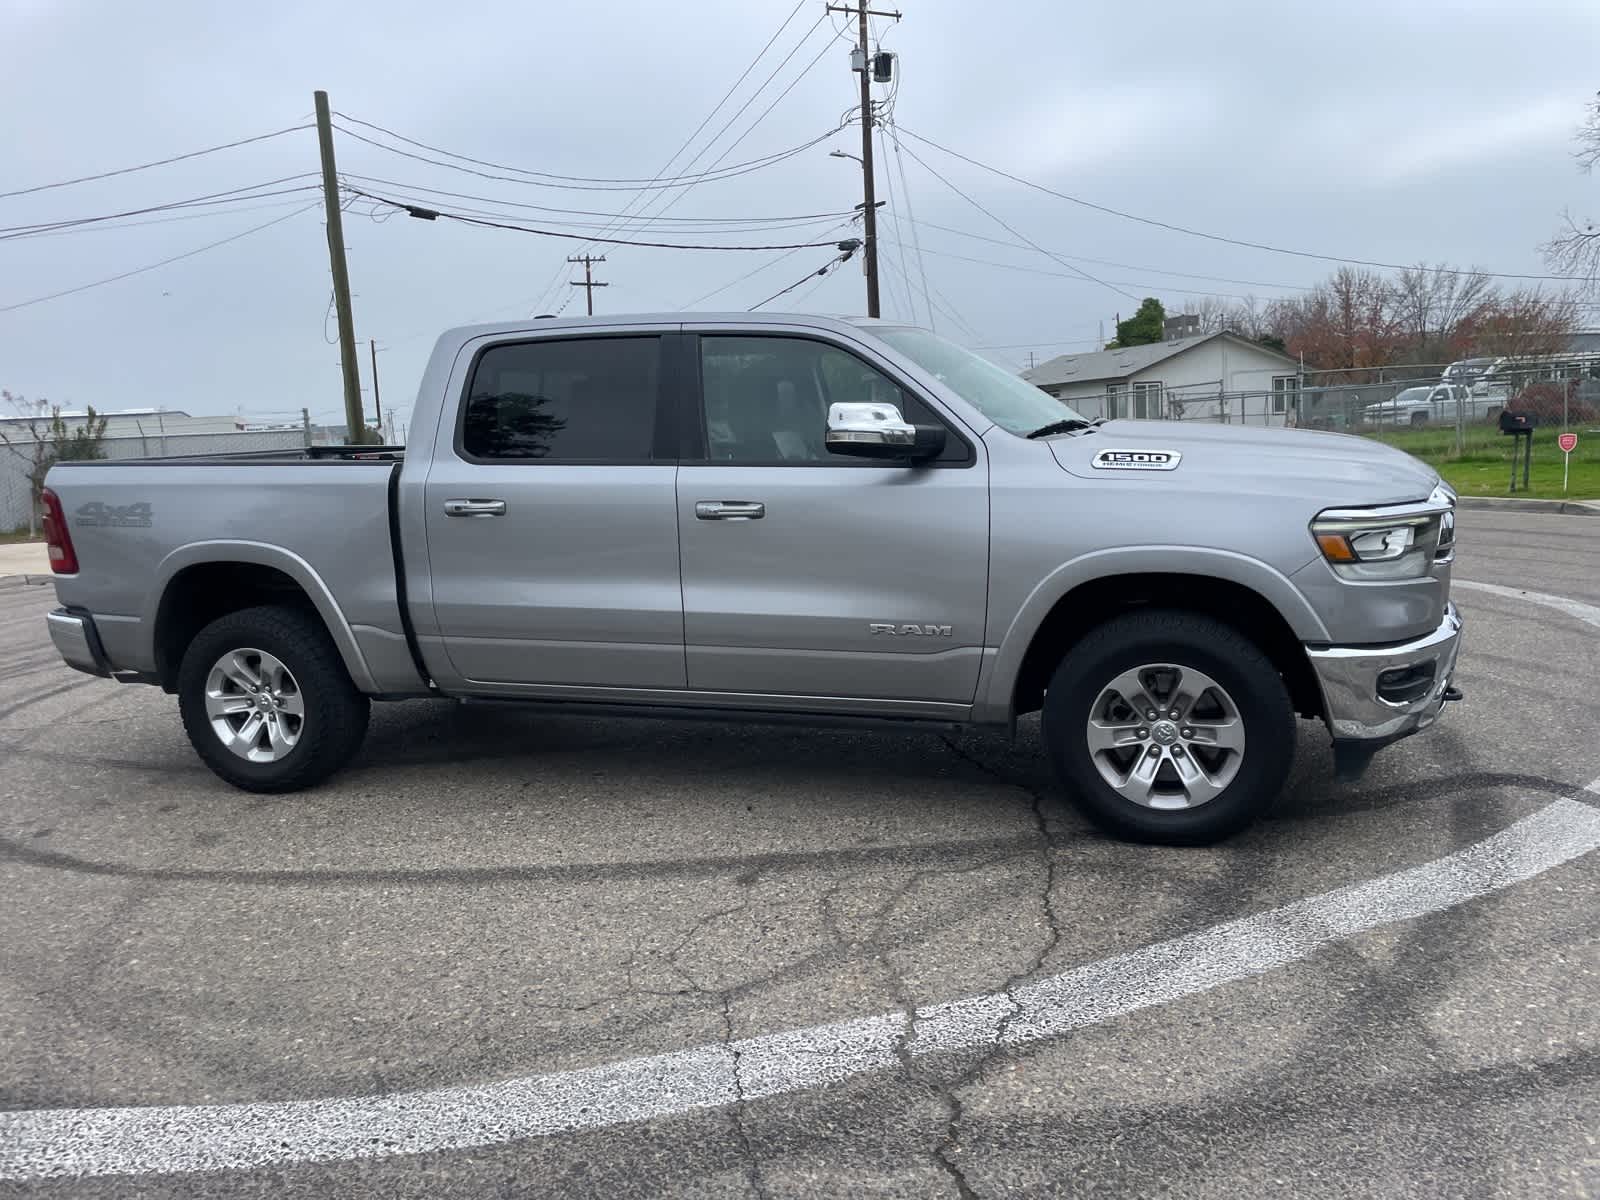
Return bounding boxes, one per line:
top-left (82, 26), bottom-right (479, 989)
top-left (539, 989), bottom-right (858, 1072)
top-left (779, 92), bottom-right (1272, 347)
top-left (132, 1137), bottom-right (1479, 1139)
top-left (1106, 298), bottom-right (1166, 348)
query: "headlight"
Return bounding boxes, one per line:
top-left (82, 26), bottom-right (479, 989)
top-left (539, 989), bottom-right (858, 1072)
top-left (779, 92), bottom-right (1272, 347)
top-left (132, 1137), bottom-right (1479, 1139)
top-left (1311, 486), bottom-right (1453, 581)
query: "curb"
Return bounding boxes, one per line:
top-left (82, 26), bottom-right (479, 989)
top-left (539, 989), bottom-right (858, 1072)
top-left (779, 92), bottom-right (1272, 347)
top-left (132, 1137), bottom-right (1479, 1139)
top-left (0, 575), bottom-right (53, 589)
top-left (1456, 496), bottom-right (1600, 516)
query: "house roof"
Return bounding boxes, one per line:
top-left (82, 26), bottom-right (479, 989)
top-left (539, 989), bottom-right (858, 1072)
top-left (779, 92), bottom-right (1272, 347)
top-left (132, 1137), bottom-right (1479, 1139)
top-left (1021, 331), bottom-right (1297, 388)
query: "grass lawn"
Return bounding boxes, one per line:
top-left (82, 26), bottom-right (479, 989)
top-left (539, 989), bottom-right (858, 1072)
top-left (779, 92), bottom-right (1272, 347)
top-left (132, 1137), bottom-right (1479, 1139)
top-left (1366, 424), bottom-right (1600, 501)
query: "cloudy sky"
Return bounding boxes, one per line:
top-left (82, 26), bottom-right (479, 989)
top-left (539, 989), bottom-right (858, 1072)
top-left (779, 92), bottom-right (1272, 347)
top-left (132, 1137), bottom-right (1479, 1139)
top-left (2, 0), bottom-right (1596, 437)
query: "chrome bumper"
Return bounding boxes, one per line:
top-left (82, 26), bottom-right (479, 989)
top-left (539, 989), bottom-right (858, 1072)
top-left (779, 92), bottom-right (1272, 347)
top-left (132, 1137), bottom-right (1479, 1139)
top-left (1306, 602), bottom-right (1462, 742)
top-left (46, 609), bottom-right (112, 678)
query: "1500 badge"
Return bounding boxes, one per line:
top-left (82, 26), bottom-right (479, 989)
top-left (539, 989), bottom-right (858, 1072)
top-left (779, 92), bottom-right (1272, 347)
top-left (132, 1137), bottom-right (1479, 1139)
top-left (1091, 449), bottom-right (1182, 471)
top-left (75, 501), bottom-right (153, 528)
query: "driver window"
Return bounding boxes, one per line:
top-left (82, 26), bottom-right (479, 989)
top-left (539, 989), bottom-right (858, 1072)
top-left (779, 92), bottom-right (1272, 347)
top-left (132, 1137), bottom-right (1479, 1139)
top-left (699, 336), bottom-right (963, 464)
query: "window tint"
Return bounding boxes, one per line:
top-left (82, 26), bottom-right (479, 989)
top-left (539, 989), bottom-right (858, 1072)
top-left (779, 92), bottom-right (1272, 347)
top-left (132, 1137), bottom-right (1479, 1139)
top-left (699, 336), bottom-right (965, 464)
top-left (462, 336), bottom-right (660, 461)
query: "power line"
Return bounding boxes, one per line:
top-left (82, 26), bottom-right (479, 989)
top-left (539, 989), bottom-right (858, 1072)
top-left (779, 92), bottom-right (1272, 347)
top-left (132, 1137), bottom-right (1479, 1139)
top-left (528, 0), bottom-right (823, 313)
top-left (0, 194), bottom-right (320, 241)
top-left (751, 248), bottom-right (857, 310)
top-left (681, 220), bottom-right (860, 306)
top-left (894, 139), bottom-right (1138, 302)
top-left (896, 125), bottom-right (1580, 284)
top-left (613, 16), bottom-right (850, 242)
top-left (0, 175), bottom-right (322, 239)
top-left (348, 188), bottom-right (859, 250)
top-left (877, 130), bottom-right (920, 324)
top-left (0, 203), bottom-right (318, 313)
top-left (0, 124), bottom-right (313, 201)
top-left (885, 119), bottom-right (936, 327)
top-left (336, 173), bottom-right (859, 226)
top-left (331, 121), bottom-right (842, 193)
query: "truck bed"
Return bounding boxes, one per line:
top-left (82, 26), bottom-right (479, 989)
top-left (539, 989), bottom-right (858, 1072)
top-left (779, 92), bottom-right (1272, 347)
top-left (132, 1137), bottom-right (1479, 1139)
top-left (44, 450), bottom-right (423, 694)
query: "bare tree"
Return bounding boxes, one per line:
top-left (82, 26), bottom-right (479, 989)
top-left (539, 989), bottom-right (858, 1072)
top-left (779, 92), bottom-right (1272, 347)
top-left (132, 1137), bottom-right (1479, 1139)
top-left (1468, 289), bottom-right (1579, 358)
top-left (1542, 92), bottom-right (1600, 294)
top-left (1391, 263), bottom-right (1495, 364)
top-left (0, 391), bottom-right (109, 537)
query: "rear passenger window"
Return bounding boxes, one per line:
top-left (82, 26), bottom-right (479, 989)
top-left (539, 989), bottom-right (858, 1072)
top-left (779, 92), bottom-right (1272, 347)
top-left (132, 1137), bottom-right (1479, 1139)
top-left (461, 336), bottom-right (660, 461)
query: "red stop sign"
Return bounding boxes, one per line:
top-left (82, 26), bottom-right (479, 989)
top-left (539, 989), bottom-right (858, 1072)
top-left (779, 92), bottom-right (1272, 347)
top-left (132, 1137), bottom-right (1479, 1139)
top-left (1559, 432), bottom-right (1579, 453)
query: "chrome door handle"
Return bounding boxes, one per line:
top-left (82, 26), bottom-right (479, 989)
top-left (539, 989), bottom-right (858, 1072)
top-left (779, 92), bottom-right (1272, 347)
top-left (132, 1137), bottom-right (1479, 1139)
top-left (695, 500), bottom-right (765, 521)
top-left (443, 498), bottom-right (507, 518)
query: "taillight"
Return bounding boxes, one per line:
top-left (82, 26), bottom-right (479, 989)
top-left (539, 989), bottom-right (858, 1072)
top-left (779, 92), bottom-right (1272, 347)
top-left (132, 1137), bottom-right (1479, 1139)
top-left (40, 488), bottom-right (79, 574)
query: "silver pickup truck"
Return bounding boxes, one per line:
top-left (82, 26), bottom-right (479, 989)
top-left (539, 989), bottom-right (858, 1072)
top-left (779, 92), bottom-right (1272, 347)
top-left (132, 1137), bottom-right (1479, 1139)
top-left (40, 314), bottom-right (1462, 844)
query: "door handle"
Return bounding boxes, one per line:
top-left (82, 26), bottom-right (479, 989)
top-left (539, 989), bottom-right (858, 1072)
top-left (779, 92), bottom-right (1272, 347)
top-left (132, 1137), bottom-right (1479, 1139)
top-left (443, 498), bottom-right (507, 518)
top-left (695, 500), bottom-right (765, 521)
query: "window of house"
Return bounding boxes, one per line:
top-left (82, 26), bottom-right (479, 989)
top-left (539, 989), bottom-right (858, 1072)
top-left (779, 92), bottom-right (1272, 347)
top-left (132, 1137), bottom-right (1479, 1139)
top-left (461, 336), bottom-right (661, 461)
top-left (1271, 375), bottom-right (1299, 415)
top-left (1131, 381), bottom-right (1162, 419)
top-left (699, 336), bottom-right (966, 464)
top-left (1105, 383), bottom-right (1123, 420)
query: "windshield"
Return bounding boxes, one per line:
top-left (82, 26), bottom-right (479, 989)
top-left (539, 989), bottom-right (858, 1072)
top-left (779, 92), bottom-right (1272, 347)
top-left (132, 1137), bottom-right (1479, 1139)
top-left (1391, 387), bottom-right (1433, 404)
top-left (876, 327), bottom-right (1088, 435)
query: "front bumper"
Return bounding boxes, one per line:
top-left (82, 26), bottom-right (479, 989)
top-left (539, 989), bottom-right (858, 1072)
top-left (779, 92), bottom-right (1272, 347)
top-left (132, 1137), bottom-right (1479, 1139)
top-left (1306, 602), bottom-right (1462, 742)
top-left (46, 608), bottom-right (112, 678)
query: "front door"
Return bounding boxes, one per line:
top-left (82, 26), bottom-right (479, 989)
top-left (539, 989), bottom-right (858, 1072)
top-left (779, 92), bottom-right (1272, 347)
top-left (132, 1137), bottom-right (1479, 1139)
top-left (423, 331), bottom-right (685, 690)
top-left (676, 332), bottom-right (989, 705)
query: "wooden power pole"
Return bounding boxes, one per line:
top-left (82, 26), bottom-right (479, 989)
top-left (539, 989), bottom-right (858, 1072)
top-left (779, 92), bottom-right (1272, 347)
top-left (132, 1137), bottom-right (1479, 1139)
top-left (826, 1), bottom-right (900, 318)
top-left (313, 90), bottom-right (365, 444)
top-left (567, 255), bottom-right (608, 315)
top-left (369, 339), bottom-right (384, 441)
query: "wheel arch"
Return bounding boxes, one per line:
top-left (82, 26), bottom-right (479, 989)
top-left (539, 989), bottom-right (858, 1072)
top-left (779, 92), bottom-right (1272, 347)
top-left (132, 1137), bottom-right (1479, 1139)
top-left (147, 542), bottom-right (377, 694)
top-left (978, 548), bottom-right (1329, 724)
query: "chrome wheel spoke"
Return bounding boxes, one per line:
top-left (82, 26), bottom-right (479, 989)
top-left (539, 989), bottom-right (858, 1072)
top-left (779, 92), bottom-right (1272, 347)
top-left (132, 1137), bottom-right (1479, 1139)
top-left (1086, 719), bottom-right (1144, 753)
top-left (203, 647), bottom-right (305, 764)
top-left (1085, 661), bottom-right (1246, 811)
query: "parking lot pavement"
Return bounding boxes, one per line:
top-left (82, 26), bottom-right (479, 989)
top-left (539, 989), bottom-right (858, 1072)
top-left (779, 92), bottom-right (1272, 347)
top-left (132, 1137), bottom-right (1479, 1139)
top-left (0, 510), bottom-right (1596, 1198)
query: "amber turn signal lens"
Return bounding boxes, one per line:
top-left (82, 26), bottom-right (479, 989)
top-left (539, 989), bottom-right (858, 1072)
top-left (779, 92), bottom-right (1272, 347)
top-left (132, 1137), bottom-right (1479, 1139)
top-left (1316, 532), bottom-right (1356, 562)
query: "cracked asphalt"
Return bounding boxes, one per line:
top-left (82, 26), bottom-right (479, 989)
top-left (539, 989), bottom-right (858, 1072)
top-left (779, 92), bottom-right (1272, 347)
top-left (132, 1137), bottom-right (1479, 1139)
top-left (1, 509), bottom-right (1597, 1198)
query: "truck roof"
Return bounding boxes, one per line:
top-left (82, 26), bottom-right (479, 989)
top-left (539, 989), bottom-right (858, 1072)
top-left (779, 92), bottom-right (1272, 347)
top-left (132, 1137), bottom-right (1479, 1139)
top-left (435, 311), bottom-right (904, 343)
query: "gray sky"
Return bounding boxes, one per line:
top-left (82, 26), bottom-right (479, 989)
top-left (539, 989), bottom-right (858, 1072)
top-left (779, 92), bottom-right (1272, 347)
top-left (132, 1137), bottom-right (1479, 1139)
top-left (2, 0), bottom-right (1596, 437)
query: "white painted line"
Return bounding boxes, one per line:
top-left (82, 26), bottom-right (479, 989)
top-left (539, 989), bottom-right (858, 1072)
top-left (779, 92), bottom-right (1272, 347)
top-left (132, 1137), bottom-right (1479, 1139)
top-left (1454, 578), bottom-right (1600, 631)
top-left (4, 797), bottom-right (1600, 1182)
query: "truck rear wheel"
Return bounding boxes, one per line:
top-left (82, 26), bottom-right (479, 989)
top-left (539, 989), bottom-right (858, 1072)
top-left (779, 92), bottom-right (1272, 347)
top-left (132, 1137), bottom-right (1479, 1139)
top-left (178, 605), bottom-right (370, 793)
top-left (1041, 610), bottom-right (1294, 845)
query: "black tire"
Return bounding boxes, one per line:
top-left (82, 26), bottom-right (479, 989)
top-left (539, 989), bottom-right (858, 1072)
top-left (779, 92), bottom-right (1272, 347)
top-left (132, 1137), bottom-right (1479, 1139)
top-left (1409, 411), bottom-right (1428, 426)
top-left (178, 605), bottom-right (370, 793)
top-left (1041, 610), bottom-right (1294, 845)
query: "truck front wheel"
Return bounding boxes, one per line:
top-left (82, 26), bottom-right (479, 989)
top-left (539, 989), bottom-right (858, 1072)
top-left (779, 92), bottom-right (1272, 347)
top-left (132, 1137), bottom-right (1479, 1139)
top-left (1042, 610), bottom-right (1294, 844)
top-left (178, 605), bottom-right (370, 793)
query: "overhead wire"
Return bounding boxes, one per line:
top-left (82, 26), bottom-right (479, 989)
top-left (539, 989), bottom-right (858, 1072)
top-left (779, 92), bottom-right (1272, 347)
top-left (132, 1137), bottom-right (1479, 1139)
top-left (0, 202), bottom-right (319, 313)
top-left (895, 126), bottom-right (1580, 284)
top-left (894, 139), bottom-right (1138, 301)
top-left (751, 248), bottom-right (856, 310)
top-left (526, 0), bottom-right (820, 312)
top-left (0, 174), bottom-right (322, 240)
top-left (681, 218), bottom-right (860, 306)
top-left (335, 173), bottom-right (859, 226)
top-left (347, 188), bottom-right (858, 251)
top-left (876, 129), bottom-right (920, 324)
top-left (0, 124), bottom-right (313, 201)
top-left (0, 194), bottom-right (322, 241)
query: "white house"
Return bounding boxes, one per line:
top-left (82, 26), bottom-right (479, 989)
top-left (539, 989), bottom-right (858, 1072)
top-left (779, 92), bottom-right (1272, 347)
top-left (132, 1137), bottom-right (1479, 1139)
top-left (1021, 332), bottom-right (1303, 426)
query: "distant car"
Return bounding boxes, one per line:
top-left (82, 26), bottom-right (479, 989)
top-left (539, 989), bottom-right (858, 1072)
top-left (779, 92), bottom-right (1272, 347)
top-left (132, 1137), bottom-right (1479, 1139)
top-left (1364, 384), bottom-right (1504, 426)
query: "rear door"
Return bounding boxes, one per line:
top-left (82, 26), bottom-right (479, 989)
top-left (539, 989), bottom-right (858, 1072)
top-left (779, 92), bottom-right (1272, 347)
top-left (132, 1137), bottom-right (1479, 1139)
top-left (674, 330), bottom-right (989, 707)
top-left (423, 330), bottom-right (685, 690)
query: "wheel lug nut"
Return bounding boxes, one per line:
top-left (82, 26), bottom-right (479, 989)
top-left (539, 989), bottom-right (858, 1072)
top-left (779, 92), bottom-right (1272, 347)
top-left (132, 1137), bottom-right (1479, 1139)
top-left (1181, 728), bottom-right (1193, 738)
top-left (1137, 728), bottom-right (1148, 738)
top-left (1173, 746), bottom-right (1185, 757)
top-left (1146, 710), bottom-right (1157, 720)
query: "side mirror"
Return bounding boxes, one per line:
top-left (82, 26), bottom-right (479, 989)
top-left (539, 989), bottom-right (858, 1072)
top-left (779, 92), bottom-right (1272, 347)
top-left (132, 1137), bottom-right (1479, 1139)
top-left (825, 402), bottom-right (946, 461)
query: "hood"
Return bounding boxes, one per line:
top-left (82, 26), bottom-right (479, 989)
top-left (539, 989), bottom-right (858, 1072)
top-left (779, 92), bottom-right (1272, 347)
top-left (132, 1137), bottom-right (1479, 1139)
top-left (1047, 420), bottom-right (1439, 507)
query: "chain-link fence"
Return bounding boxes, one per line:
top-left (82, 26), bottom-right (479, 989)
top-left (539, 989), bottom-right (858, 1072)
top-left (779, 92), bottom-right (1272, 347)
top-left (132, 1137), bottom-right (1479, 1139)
top-left (1, 428), bottom-right (308, 536)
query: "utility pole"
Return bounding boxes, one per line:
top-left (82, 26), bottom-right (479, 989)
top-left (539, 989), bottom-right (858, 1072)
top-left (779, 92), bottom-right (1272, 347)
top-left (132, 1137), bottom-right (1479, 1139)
top-left (827, 1), bottom-right (900, 318)
top-left (301, 407), bottom-right (312, 448)
top-left (313, 90), bottom-right (365, 444)
top-left (567, 254), bottom-right (608, 315)
top-left (368, 339), bottom-right (383, 441)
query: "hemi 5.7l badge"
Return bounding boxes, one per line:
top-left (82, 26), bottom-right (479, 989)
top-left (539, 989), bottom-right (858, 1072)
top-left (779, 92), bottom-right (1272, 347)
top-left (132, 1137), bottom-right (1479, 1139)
top-left (1091, 448), bottom-right (1182, 471)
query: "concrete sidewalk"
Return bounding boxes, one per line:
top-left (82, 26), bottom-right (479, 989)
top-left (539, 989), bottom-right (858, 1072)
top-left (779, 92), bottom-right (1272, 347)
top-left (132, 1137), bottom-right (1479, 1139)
top-left (0, 541), bottom-right (51, 578)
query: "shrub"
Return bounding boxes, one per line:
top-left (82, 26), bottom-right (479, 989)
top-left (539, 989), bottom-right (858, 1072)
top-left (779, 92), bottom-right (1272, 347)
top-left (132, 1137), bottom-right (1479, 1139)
top-left (1507, 381), bottom-right (1599, 425)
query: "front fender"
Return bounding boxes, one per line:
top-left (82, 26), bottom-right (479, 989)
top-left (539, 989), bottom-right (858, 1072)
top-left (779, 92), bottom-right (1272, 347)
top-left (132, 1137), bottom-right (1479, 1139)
top-left (144, 540), bottom-right (379, 693)
top-left (973, 545), bottom-right (1328, 723)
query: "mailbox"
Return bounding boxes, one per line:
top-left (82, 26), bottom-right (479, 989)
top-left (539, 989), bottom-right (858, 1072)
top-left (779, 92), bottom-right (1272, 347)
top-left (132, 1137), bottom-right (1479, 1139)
top-left (1499, 410), bottom-right (1537, 433)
